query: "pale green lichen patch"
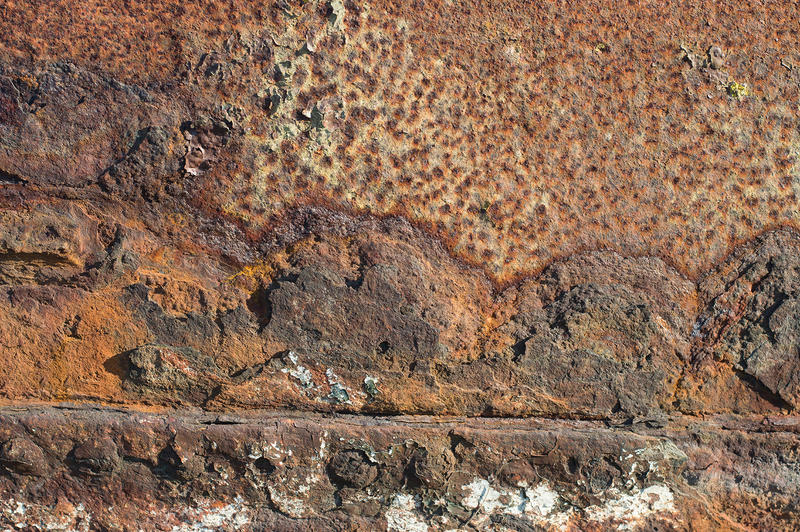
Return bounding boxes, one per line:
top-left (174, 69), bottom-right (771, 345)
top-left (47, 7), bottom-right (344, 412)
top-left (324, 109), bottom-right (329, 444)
top-left (328, 0), bottom-right (345, 28)
top-left (325, 369), bottom-right (352, 404)
top-left (363, 376), bottom-right (379, 397)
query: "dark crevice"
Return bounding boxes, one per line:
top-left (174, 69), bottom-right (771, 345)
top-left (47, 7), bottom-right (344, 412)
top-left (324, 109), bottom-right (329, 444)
top-left (376, 341), bottom-right (390, 356)
top-left (154, 446), bottom-right (180, 478)
top-left (122, 455), bottom-right (154, 467)
top-left (0, 169), bottom-right (27, 185)
top-left (246, 287), bottom-right (272, 331)
top-left (214, 314), bottom-right (225, 347)
top-left (229, 361), bottom-right (267, 384)
top-left (253, 457), bottom-right (276, 475)
top-left (750, 258), bottom-right (777, 295)
top-left (448, 432), bottom-right (475, 456)
top-left (201, 385), bottom-right (224, 408)
top-left (345, 277), bottom-right (363, 289)
top-left (510, 336), bottom-right (530, 362)
top-left (734, 369), bottom-right (793, 411)
top-left (246, 274), bottom-right (297, 332)
top-left (0, 251), bottom-right (74, 267)
top-left (755, 292), bottom-right (788, 346)
top-left (567, 456), bottom-right (580, 475)
top-left (65, 316), bottom-right (82, 339)
top-left (199, 418), bottom-right (244, 425)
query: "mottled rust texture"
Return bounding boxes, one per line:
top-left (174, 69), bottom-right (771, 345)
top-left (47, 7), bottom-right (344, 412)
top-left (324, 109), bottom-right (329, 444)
top-left (0, 0), bottom-right (799, 530)
top-left (2, 0), bottom-right (800, 282)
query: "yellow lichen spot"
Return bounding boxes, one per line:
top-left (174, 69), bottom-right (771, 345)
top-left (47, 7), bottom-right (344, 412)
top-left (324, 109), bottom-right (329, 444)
top-left (16, 74), bottom-right (38, 89)
top-left (221, 202), bottom-right (251, 223)
top-left (226, 262), bottom-right (276, 283)
top-left (726, 81), bottom-right (750, 100)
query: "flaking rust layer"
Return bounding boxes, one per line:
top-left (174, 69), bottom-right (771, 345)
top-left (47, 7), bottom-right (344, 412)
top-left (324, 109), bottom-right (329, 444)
top-left (0, 0), bottom-right (799, 530)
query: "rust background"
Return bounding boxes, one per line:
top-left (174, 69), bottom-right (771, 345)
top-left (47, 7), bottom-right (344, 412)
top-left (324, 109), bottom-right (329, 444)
top-left (1, 0), bottom-right (800, 529)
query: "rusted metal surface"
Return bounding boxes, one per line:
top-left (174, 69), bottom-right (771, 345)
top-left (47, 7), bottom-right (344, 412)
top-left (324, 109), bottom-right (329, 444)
top-left (3, 1), bottom-right (799, 284)
top-left (1, 0), bottom-right (800, 529)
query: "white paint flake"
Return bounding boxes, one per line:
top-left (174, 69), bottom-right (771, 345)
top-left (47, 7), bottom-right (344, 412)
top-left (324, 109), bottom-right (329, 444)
top-left (585, 485), bottom-right (676, 530)
top-left (386, 494), bottom-right (428, 532)
top-left (1, 498), bottom-right (93, 532)
top-left (460, 478), bottom-right (570, 528)
top-left (171, 497), bottom-right (250, 532)
top-left (281, 351), bottom-right (315, 389)
top-left (267, 487), bottom-right (307, 519)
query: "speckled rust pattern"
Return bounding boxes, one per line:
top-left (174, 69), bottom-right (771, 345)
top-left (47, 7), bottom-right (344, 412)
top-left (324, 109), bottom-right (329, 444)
top-left (4, 0), bottom-right (799, 282)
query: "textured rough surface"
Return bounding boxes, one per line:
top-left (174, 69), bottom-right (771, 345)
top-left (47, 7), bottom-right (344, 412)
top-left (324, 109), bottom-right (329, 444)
top-left (1, 0), bottom-right (799, 529)
top-left (2, 407), bottom-right (800, 531)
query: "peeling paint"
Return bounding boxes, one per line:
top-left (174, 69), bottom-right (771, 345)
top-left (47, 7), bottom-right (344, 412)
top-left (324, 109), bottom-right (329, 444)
top-left (460, 478), bottom-right (570, 528)
top-left (0, 498), bottom-right (93, 532)
top-left (281, 351), bottom-right (315, 389)
top-left (585, 485), bottom-right (676, 530)
top-left (386, 494), bottom-right (428, 532)
top-left (171, 497), bottom-right (251, 532)
top-left (267, 487), bottom-right (308, 519)
top-left (458, 478), bottom-right (675, 529)
top-left (325, 368), bottom-right (352, 404)
top-left (247, 440), bottom-right (293, 465)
